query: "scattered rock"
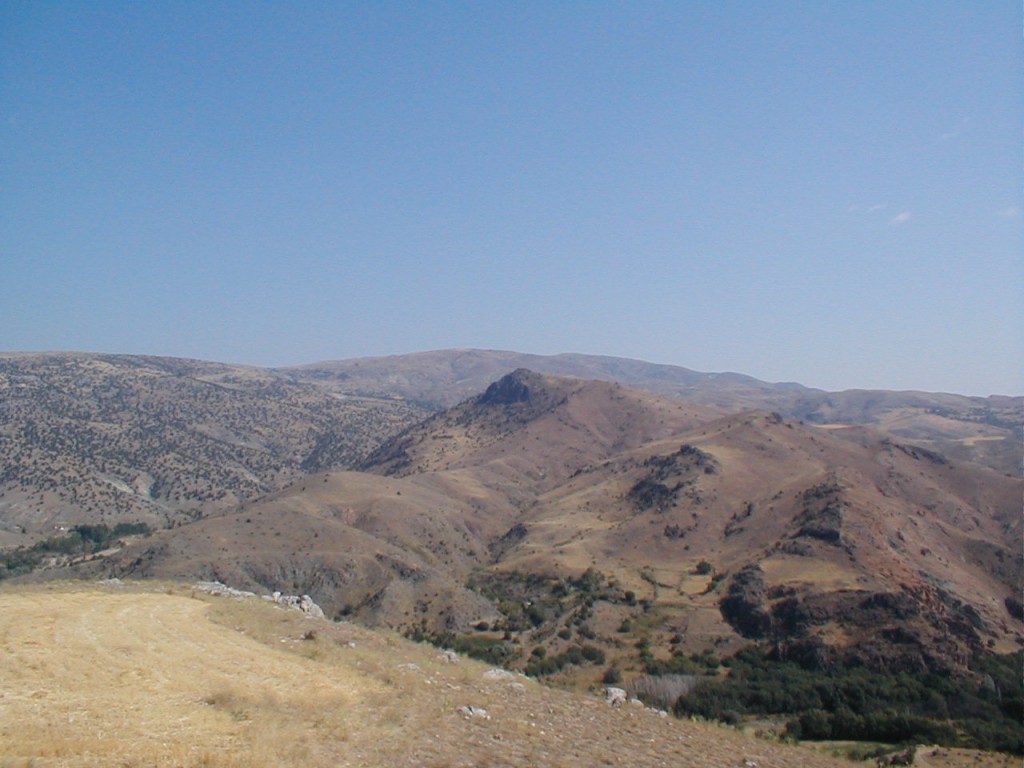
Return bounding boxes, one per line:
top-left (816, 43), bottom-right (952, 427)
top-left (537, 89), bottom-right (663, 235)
top-left (192, 581), bottom-right (326, 619)
top-left (456, 705), bottom-right (491, 719)
top-left (482, 668), bottom-right (517, 681)
top-left (604, 687), bottom-right (627, 706)
top-left (194, 581), bottom-right (258, 600)
top-left (439, 649), bottom-right (460, 664)
top-left (264, 592), bottom-right (327, 619)
top-left (875, 745), bottom-right (916, 766)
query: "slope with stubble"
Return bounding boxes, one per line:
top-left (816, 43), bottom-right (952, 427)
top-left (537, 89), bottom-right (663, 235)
top-left (2, 349), bottom-right (1017, 550)
top-left (0, 353), bottom-right (429, 541)
top-left (1, 581), bottom-right (867, 768)
top-left (81, 370), bottom-right (1023, 678)
top-left (293, 349), bottom-right (1022, 473)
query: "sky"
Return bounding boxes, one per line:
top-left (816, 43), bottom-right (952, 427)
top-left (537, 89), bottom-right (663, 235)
top-left (1, 2), bottom-right (1021, 396)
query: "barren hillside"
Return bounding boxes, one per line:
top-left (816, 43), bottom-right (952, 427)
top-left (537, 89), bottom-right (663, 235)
top-left (76, 370), bottom-right (1023, 683)
top-left (0, 581), bottom-right (871, 768)
top-left (1, 350), bottom-right (1017, 549)
top-left (0, 353), bottom-right (428, 541)
top-left (292, 349), bottom-right (1022, 473)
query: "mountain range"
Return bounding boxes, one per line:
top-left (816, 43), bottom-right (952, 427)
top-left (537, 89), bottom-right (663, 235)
top-left (1, 349), bottom-right (1016, 541)
top-left (3, 349), bottom-right (1018, 686)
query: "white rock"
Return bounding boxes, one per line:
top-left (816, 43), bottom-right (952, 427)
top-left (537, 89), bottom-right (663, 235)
top-left (482, 668), bottom-right (517, 681)
top-left (604, 687), bottom-right (628, 706)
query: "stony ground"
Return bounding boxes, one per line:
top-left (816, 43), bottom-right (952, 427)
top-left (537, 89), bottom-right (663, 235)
top-left (0, 582), bottom-right (1014, 768)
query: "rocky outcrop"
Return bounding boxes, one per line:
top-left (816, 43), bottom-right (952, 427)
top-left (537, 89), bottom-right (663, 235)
top-left (724, 580), bottom-right (989, 674)
top-left (192, 581), bottom-right (326, 620)
top-left (265, 591), bottom-right (326, 620)
top-left (792, 480), bottom-right (845, 546)
top-left (604, 687), bottom-right (628, 706)
top-left (478, 370), bottom-right (537, 406)
top-left (719, 565), bottom-right (772, 639)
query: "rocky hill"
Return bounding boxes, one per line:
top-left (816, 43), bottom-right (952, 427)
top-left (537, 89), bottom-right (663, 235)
top-left (2, 350), bottom-right (1016, 549)
top-left (292, 349), bottom-right (1022, 474)
top-left (0, 353), bottom-right (429, 541)
top-left (72, 370), bottom-right (1022, 685)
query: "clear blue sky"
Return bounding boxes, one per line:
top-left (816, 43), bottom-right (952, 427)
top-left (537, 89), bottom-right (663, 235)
top-left (2, 2), bottom-right (1020, 395)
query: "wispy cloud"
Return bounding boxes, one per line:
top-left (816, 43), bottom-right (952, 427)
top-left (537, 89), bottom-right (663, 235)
top-left (938, 117), bottom-right (970, 142)
top-left (847, 203), bottom-right (886, 214)
top-left (889, 211), bottom-right (911, 226)
top-left (996, 205), bottom-right (1020, 219)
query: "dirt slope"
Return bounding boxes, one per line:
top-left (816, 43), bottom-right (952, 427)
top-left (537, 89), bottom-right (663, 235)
top-left (294, 349), bottom-right (1022, 472)
top-left (0, 353), bottom-right (428, 541)
top-left (2, 351), bottom-right (1017, 548)
top-left (0, 582), bottom-right (862, 768)
top-left (70, 371), bottom-right (1021, 681)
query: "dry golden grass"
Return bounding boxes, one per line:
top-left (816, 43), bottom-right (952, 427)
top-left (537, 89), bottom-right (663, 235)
top-left (0, 583), bottom-right (366, 767)
top-left (760, 555), bottom-right (863, 591)
top-left (0, 580), bottom-right (878, 768)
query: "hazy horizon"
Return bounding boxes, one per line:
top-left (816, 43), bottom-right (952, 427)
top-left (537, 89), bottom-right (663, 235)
top-left (2, 2), bottom-right (1020, 396)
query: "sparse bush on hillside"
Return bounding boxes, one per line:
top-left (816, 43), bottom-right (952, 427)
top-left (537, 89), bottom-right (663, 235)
top-left (466, 568), bottom-right (622, 642)
top-left (418, 631), bottom-right (518, 666)
top-left (524, 642), bottom-right (606, 678)
top-left (602, 665), bottom-right (622, 685)
top-left (0, 522), bottom-right (151, 579)
top-left (668, 646), bottom-right (1023, 754)
top-left (644, 649), bottom-right (717, 676)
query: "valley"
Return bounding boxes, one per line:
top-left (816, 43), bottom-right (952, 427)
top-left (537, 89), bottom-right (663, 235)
top-left (0, 349), bottom-right (1020, 760)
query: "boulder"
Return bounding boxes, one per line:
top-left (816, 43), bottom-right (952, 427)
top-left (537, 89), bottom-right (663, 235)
top-left (604, 687), bottom-right (627, 706)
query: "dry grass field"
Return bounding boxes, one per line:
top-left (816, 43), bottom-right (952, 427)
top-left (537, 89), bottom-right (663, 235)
top-left (0, 580), bottom-right (885, 768)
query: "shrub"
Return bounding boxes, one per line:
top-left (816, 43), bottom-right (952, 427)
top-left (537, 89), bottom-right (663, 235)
top-left (671, 647), bottom-right (1023, 754)
top-left (602, 666), bottom-right (622, 685)
top-left (524, 643), bottom-right (605, 677)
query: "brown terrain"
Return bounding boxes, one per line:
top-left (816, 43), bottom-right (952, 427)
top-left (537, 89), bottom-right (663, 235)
top-left (2, 580), bottom-right (1014, 768)
top-left (290, 349), bottom-right (1023, 474)
top-left (1, 351), bottom-right (1020, 764)
top-left (2, 349), bottom-right (1016, 545)
top-left (0, 353), bottom-right (428, 541)
top-left (58, 368), bottom-right (1022, 682)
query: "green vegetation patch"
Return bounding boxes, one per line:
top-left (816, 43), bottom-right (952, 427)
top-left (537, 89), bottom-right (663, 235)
top-left (669, 647), bottom-right (1023, 754)
top-left (0, 522), bottom-right (151, 578)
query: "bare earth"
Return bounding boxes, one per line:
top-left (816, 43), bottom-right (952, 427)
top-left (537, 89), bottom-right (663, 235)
top-left (0, 582), bottom-right (874, 768)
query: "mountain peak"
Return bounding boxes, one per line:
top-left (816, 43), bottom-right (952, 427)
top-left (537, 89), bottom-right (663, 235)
top-left (477, 368), bottom-right (545, 406)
